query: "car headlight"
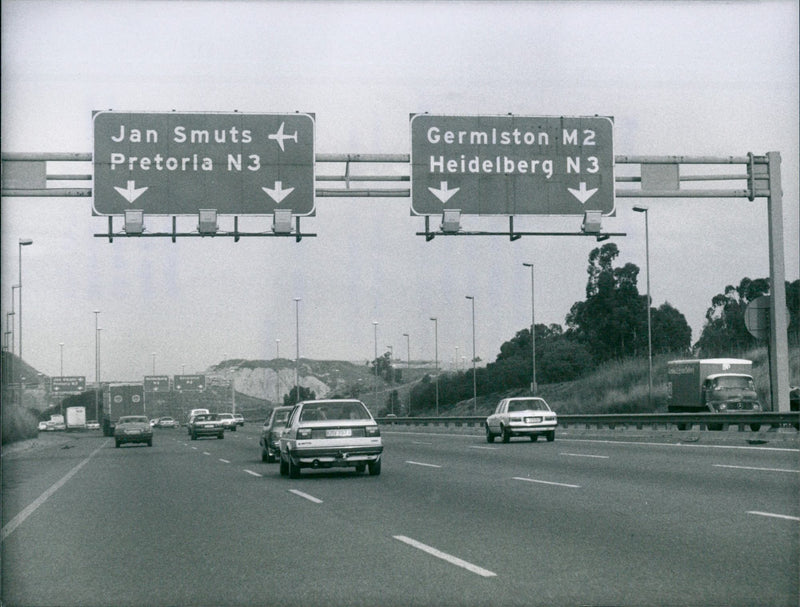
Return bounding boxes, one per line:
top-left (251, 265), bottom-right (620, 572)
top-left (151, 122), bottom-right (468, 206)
top-left (717, 403), bottom-right (727, 411)
top-left (752, 403), bottom-right (762, 411)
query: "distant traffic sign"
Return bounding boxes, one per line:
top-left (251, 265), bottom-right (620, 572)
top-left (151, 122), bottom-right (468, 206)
top-left (174, 374), bottom-right (205, 391)
top-left (144, 376), bottom-right (170, 392)
top-left (93, 111), bottom-right (315, 216)
top-left (52, 376), bottom-right (86, 392)
top-left (410, 114), bottom-right (614, 215)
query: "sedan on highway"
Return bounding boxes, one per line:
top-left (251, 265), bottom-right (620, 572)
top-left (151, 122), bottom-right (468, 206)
top-left (486, 396), bottom-right (557, 443)
top-left (279, 399), bottom-right (383, 477)
top-left (114, 415), bottom-right (153, 448)
top-left (187, 413), bottom-right (224, 440)
top-left (260, 406), bottom-right (293, 463)
top-left (218, 412), bottom-right (237, 431)
top-left (156, 416), bottom-right (178, 428)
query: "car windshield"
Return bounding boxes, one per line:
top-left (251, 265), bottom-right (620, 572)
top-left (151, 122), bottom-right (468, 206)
top-left (713, 376), bottom-right (755, 390)
top-left (300, 402), bottom-right (370, 422)
top-left (119, 416), bottom-right (148, 424)
top-left (508, 399), bottom-right (550, 413)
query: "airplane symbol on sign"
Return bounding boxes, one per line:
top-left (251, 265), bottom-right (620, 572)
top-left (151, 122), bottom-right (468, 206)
top-left (268, 122), bottom-right (298, 151)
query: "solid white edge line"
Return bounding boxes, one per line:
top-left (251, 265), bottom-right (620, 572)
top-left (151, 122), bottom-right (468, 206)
top-left (289, 489), bottom-right (323, 504)
top-left (747, 511), bottom-right (800, 522)
top-left (393, 535), bottom-right (496, 578)
top-left (560, 452), bottom-right (610, 459)
top-left (243, 469), bottom-right (262, 477)
top-left (405, 461), bottom-right (442, 468)
top-left (2, 439), bottom-right (110, 542)
top-left (513, 477), bottom-right (581, 489)
top-left (714, 464), bottom-right (798, 473)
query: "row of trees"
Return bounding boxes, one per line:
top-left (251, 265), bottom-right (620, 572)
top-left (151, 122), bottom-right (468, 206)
top-left (392, 243), bottom-right (798, 414)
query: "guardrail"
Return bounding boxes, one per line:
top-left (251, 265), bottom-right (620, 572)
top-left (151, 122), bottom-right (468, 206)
top-left (375, 412), bottom-right (800, 431)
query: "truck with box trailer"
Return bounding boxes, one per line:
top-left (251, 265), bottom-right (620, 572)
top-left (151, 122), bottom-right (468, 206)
top-left (65, 406), bottom-right (87, 430)
top-left (103, 383), bottom-right (145, 436)
top-left (667, 358), bottom-right (762, 430)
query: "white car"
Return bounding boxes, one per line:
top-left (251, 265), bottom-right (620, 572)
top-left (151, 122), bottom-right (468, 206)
top-left (38, 421), bottom-right (49, 431)
top-left (279, 399), bottom-right (383, 477)
top-left (485, 397), bottom-right (557, 443)
top-left (217, 412), bottom-right (237, 431)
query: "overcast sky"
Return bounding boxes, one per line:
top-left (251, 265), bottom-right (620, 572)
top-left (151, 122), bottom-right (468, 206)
top-left (2, 0), bottom-right (798, 383)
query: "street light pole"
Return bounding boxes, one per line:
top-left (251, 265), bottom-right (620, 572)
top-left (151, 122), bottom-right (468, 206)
top-left (152, 352), bottom-right (156, 375)
top-left (466, 296), bottom-right (477, 413)
top-left (372, 321), bottom-right (379, 409)
top-left (94, 310), bottom-right (100, 424)
top-left (59, 342), bottom-right (64, 376)
top-left (402, 333), bottom-right (410, 415)
top-left (97, 328), bottom-right (103, 423)
top-left (294, 298), bottom-right (301, 401)
top-left (633, 205), bottom-right (653, 410)
top-left (430, 317), bottom-right (439, 415)
top-left (18, 239), bottom-right (33, 365)
top-left (523, 263), bottom-right (536, 395)
top-left (275, 338), bottom-right (281, 404)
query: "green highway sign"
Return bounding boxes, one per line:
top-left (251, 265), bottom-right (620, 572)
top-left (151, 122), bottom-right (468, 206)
top-left (410, 114), bottom-right (614, 216)
top-left (51, 376), bottom-right (86, 392)
top-left (144, 376), bottom-right (170, 392)
top-left (174, 374), bottom-right (205, 391)
top-left (93, 111), bottom-right (315, 216)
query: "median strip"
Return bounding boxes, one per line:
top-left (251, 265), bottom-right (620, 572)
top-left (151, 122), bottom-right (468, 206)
top-left (393, 535), bottom-right (496, 578)
top-left (747, 511), bottom-right (800, 522)
top-left (513, 477), bottom-right (580, 488)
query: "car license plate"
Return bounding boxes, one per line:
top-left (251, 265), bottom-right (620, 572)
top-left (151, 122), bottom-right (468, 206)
top-left (326, 428), bottom-right (352, 438)
top-left (525, 417), bottom-right (542, 423)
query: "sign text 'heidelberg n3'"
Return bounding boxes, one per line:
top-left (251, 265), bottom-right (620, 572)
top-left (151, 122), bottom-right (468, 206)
top-left (410, 114), bottom-right (614, 216)
top-left (93, 111), bottom-right (315, 216)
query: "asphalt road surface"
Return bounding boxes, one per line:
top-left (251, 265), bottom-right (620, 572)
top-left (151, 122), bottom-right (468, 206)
top-left (2, 426), bottom-right (798, 606)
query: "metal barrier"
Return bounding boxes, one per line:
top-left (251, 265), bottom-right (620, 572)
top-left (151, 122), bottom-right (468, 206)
top-left (375, 412), bottom-right (800, 431)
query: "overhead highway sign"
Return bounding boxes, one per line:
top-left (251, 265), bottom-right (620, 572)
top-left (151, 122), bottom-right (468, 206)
top-left (410, 114), bottom-right (614, 215)
top-left (93, 111), bottom-right (315, 216)
top-left (51, 376), bottom-right (86, 392)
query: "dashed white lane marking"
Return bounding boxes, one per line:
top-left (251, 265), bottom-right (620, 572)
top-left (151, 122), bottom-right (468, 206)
top-left (243, 469), bottom-right (262, 477)
top-left (393, 535), bottom-right (496, 578)
top-left (747, 511), bottom-right (800, 522)
top-left (560, 452), bottom-right (609, 459)
top-left (2, 440), bottom-right (109, 542)
top-left (513, 477), bottom-right (581, 489)
top-left (714, 464), bottom-right (798, 473)
top-left (405, 461), bottom-right (442, 468)
top-left (219, 459), bottom-right (230, 464)
top-left (469, 446), bottom-right (498, 451)
top-left (202, 452), bottom-right (211, 456)
top-left (289, 489), bottom-right (323, 504)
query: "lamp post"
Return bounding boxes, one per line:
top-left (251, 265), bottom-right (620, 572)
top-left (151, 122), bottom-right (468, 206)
top-left (402, 333), bottom-right (410, 415)
top-left (633, 205), bottom-right (653, 410)
top-left (372, 321), bottom-right (379, 409)
top-left (466, 296), bottom-right (477, 413)
top-left (430, 317), bottom-right (439, 415)
top-left (523, 263), bottom-right (537, 395)
top-left (18, 239), bottom-right (33, 365)
top-left (59, 342), bottom-right (64, 377)
top-left (275, 339), bottom-right (281, 404)
top-left (152, 352), bottom-right (156, 375)
top-left (294, 298), bottom-right (301, 401)
top-left (94, 310), bottom-right (100, 424)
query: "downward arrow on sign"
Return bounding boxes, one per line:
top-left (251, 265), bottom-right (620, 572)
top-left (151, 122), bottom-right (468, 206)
top-left (567, 182), bottom-right (598, 204)
top-left (428, 181), bottom-right (460, 204)
top-left (114, 180), bottom-right (149, 203)
top-left (262, 181), bottom-right (295, 204)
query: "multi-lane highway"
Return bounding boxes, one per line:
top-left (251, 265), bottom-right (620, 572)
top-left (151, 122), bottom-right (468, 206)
top-left (2, 426), bottom-right (798, 606)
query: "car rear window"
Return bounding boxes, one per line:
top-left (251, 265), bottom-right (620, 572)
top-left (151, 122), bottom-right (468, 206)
top-left (120, 416), bottom-right (148, 423)
top-left (508, 400), bottom-right (550, 413)
top-left (300, 402), bottom-right (371, 422)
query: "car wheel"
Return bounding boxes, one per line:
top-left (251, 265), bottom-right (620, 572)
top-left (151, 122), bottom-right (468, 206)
top-left (279, 455), bottom-right (288, 476)
top-left (368, 459), bottom-right (382, 476)
top-left (232, 426), bottom-right (236, 432)
top-left (485, 425), bottom-right (495, 443)
top-left (676, 423), bottom-right (688, 431)
top-left (546, 430), bottom-right (555, 442)
top-left (115, 440), bottom-right (121, 448)
top-left (191, 432), bottom-right (197, 440)
top-left (750, 424), bottom-right (761, 432)
top-left (288, 457), bottom-right (301, 479)
top-left (501, 425), bottom-right (511, 443)
top-left (707, 423), bottom-right (723, 431)
top-left (147, 439), bottom-right (153, 447)
top-left (530, 434), bottom-right (538, 442)
top-left (355, 463), bottom-right (366, 473)
top-left (218, 432), bottom-right (224, 439)
top-left (262, 450), bottom-right (269, 463)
